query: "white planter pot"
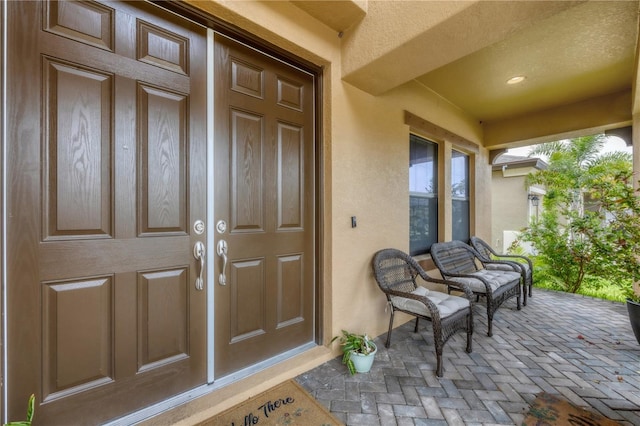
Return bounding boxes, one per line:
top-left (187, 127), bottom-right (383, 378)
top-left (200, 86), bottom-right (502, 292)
top-left (350, 343), bottom-right (377, 373)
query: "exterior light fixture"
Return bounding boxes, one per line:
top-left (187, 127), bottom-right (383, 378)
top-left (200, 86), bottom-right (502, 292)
top-left (528, 194), bottom-right (540, 207)
top-left (507, 76), bottom-right (526, 85)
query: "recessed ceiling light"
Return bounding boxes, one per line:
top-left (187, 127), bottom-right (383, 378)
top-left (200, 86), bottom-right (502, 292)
top-left (507, 76), bottom-right (526, 85)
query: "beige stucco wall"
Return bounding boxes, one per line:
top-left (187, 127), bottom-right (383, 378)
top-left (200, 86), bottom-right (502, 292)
top-left (491, 171), bottom-right (530, 251)
top-left (331, 80), bottom-right (486, 336)
top-left (150, 1), bottom-right (491, 423)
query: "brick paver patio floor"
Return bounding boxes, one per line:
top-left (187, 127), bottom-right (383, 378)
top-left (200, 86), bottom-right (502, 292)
top-left (296, 289), bottom-right (640, 425)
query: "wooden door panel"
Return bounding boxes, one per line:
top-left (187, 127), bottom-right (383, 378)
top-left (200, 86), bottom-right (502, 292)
top-left (230, 258), bottom-right (266, 342)
top-left (214, 33), bottom-right (315, 377)
top-left (6, 1), bottom-right (208, 423)
top-left (231, 58), bottom-right (264, 98)
top-left (231, 109), bottom-right (265, 232)
top-left (138, 83), bottom-right (188, 235)
top-left (42, 276), bottom-right (114, 401)
top-left (43, 0), bottom-right (114, 50)
top-left (276, 254), bottom-right (304, 327)
top-left (277, 123), bottom-right (304, 230)
top-left (276, 77), bottom-right (304, 110)
top-left (43, 58), bottom-right (113, 240)
top-left (138, 268), bottom-right (189, 370)
top-left (137, 22), bottom-right (189, 74)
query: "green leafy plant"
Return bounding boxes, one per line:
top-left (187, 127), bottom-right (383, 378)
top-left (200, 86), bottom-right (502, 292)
top-left (529, 254), bottom-right (632, 302)
top-left (4, 394), bottom-right (35, 426)
top-left (521, 135), bottom-right (640, 296)
top-left (331, 330), bottom-right (376, 375)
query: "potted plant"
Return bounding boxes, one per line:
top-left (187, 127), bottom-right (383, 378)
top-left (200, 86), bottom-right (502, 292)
top-left (331, 330), bottom-right (377, 375)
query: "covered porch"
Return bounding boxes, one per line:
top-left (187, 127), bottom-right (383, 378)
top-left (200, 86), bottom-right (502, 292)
top-left (2, 1), bottom-right (640, 423)
top-left (297, 290), bottom-right (640, 425)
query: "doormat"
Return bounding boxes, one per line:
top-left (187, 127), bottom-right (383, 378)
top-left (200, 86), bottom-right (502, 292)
top-left (196, 380), bottom-right (343, 426)
top-left (522, 392), bottom-right (621, 425)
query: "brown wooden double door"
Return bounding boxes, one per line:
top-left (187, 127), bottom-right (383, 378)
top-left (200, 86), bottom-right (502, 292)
top-left (4, 1), bottom-right (316, 424)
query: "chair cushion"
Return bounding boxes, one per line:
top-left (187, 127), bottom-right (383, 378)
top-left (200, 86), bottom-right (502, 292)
top-left (390, 286), bottom-right (470, 318)
top-left (449, 269), bottom-right (521, 293)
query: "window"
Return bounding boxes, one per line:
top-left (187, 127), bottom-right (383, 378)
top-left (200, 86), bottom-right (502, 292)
top-left (409, 135), bottom-right (438, 255)
top-left (451, 150), bottom-right (469, 242)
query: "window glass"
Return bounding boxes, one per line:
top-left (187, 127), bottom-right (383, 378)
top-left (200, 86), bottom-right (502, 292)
top-left (409, 135), bottom-right (438, 255)
top-left (452, 150), bottom-right (469, 242)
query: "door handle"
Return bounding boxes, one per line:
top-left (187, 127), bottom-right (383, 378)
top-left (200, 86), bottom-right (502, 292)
top-left (193, 241), bottom-right (205, 290)
top-left (216, 240), bottom-right (228, 285)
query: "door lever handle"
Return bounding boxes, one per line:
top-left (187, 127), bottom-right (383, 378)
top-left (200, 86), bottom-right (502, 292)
top-left (193, 241), bottom-right (206, 290)
top-left (216, 240), bottom-right (228, 285)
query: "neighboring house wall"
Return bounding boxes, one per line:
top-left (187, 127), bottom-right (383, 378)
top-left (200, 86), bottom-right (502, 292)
top-left (491, 157), bottom-right (546, 253)
top-left (492, 170), bottom-right (530, 250)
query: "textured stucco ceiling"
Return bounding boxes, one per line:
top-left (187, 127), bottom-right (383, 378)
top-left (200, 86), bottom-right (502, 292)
top-left (414, 1), bottom-right (638, 122)
top-left (293, 0), bottom-right (640, 145)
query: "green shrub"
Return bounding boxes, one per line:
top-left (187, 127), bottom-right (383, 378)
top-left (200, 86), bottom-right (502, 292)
top-left (531, 255), bottom-right (631, 302)
top-left (521, 135), bottom-right (640, 296)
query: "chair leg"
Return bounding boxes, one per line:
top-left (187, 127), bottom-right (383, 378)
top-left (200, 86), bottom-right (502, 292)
top-left (434, 327), bottom-right (444, 377)
top-left (516, 284), bottom-right (522, 311)
top-left (486, 305), bottom-right (493, 337)
top-left (522, 279), bottom-right (528, 307)
top-left (414, 317), bottom-right (420, 333)
top-left (386, 310), bottom-right (395, 348)
top-left (466, 312), bottom-right (473, 353)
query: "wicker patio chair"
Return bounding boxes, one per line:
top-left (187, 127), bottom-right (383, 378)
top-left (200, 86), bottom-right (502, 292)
top-left (430, 241), bottom-right (521, 337)
top-left (470, 236), bottom-right (534, 306)
top-left (372, 248), bottom-right (474, 377)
